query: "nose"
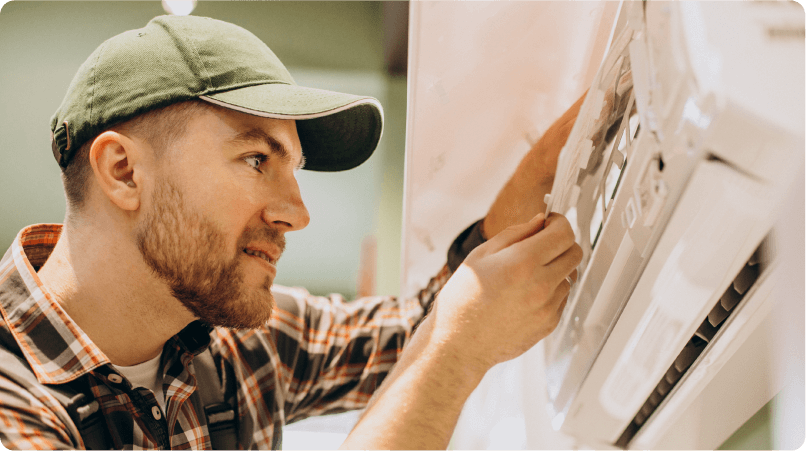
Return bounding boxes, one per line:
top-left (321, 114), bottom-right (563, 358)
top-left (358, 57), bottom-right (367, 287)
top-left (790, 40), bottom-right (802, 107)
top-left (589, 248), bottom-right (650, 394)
top-left (262, 174), bottom-right (310, 232)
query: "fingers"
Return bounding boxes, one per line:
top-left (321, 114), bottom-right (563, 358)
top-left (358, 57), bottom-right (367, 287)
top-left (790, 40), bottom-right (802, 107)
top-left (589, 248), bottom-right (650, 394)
top-left (539, 89), bottom-right (587, 147)
top-left (514, 213), bottom-right (577, 266)
top-left (564, 268), bottom-right (579, 287)
top-left (545, 243), bottom-right (583, 285)
top-left (555, 268), bottom-right (578, 308)
top-left (545, 277), bottom-right (572, 330)
top-left (556, 292), bottom-right (569, 316)
top-left (554, 89), bottom-right (586, 123)
top-left (484, 213), bottom-right (545, 253)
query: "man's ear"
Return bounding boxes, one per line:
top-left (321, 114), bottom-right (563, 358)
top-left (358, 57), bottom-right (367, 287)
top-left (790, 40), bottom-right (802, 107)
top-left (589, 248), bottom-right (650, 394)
top-left (88, 131), bottom-right (142, 212)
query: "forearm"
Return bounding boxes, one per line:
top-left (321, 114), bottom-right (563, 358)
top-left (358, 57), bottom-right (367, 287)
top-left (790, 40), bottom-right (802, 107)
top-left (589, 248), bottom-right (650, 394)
top-left (483, 92), bottom-right (586, 238)
top-left (342, 213), bottom-right (582, 449)
top-left (482, 146), bottom-right (555, 239)
top-left (340, 314), bottom-right (486, 450)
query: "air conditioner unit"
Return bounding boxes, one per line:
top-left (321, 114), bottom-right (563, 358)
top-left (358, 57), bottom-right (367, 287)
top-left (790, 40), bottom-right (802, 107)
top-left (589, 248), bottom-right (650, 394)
top-left (542, 1), bottom-right (804, 448)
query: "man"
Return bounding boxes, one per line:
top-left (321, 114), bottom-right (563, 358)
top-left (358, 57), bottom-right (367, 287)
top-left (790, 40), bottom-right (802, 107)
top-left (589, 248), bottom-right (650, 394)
top-left (0, 15), bottom-right (582, 449)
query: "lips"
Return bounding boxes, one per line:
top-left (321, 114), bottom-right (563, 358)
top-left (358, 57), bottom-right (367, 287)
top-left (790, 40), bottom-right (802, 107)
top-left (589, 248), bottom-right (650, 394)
top-left (243, 245), bottom-right (280, 266)
top-left (244, 248), bottom-right (271, 263)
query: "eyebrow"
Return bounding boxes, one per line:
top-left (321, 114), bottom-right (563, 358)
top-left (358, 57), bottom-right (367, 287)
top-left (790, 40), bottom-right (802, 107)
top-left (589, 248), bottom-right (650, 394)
top-left (227, 128), bottom-right (306, 170)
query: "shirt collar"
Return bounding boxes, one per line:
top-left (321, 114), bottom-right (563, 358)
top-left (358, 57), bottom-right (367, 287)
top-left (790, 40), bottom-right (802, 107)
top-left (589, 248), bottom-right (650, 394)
top-left (0, 224), bottom-right (110, 384)
top-left (0, 224), bottom-right (213, 385)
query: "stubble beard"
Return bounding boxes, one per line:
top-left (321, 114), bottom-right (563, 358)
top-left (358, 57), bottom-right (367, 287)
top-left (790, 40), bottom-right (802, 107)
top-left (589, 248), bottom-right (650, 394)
top-left (135, 179), bottom-right (283, 329)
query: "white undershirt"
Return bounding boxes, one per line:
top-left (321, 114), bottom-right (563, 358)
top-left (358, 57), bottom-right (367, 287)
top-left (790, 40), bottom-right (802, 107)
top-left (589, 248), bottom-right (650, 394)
top-left (113, 351), bottom-right (166, 411)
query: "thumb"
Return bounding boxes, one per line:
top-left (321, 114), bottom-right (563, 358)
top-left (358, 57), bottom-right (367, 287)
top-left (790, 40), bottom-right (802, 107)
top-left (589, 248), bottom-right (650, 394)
top-left (483, 213), bottom-right (545, 253)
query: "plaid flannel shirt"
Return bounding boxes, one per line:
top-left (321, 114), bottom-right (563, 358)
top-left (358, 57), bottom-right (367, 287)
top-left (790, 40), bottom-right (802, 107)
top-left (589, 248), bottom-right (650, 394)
top-left (0, 222), bottom-right (482, 450)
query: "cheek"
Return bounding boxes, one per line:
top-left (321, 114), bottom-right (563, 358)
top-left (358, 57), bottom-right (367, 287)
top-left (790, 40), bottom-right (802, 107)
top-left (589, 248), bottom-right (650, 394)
top-left (209, 178), bottom-right (266, 229)
top-left (178, 157), bottom-right (268, 232)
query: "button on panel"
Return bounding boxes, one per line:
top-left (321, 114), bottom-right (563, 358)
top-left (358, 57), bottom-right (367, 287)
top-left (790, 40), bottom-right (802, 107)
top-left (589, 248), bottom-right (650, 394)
top-left (152, 405), bottom-right (162, 420)
top-left (108, 374), bottom-right (123, 384)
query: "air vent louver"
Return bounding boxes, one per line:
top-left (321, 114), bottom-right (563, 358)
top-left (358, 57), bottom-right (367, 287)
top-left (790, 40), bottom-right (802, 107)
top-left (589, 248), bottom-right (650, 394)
top-left (614, 237), bottom-right (772, 448)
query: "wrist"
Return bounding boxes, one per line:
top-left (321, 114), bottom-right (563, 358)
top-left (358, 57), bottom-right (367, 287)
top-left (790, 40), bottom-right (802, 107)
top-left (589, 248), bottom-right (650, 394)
top-left (419, 313), bottom-right (492, 383)
top-left (426, 278), bottom-right (499, 380)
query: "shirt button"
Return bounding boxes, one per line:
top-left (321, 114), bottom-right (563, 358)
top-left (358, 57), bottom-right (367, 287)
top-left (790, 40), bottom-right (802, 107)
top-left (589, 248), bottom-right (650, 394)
top-left (152, 406), bottom-right (162, 420)
top-left (108, 374), bottom-right (123, 384)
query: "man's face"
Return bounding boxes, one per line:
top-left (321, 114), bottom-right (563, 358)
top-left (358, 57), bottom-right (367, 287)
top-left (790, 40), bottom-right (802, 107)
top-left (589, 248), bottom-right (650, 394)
top-left (134, 105), bottom-right (309, 329)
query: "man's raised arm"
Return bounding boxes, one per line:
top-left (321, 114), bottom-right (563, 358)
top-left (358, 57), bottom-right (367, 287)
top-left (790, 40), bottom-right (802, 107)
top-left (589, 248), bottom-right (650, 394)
top-left (342, 213), bottom-right (582, 449)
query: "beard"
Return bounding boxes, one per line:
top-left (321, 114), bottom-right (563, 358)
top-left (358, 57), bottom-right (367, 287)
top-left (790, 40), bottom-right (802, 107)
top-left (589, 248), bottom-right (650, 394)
top-left (135, 178), bottom-right (284, 329)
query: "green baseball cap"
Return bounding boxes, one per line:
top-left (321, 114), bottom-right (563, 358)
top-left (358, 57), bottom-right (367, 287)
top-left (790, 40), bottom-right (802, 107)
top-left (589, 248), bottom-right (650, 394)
top-left (50, 15), bottom-right (383, 172)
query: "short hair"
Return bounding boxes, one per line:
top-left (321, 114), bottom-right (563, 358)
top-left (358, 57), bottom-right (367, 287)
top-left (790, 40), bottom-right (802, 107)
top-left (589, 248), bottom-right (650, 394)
top-left (62, 100), bottom-right (217, 213)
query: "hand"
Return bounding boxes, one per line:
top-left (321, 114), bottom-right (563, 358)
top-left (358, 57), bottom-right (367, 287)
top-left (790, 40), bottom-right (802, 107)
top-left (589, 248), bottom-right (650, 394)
top-left (482, 91), bottom-right (587, 239)
top-left (535, 69), bottom-right (634, 184)
top-left (342, 198), bottom-right (581, 451)
top-left (531, 92), bottom-right (587, 184)
top-left (432, 212), bottom-right (582, 372)
top-left (483, 70), bottom-right (635, 240)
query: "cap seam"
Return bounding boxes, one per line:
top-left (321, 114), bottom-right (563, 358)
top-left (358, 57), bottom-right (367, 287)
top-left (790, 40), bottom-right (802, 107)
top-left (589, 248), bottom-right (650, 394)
top-left (202, 79), bottom-right (292, 97)
top-left (181, 23), bottom-right (213, 91)
top-left (88, 41), bottom-right (106, 143)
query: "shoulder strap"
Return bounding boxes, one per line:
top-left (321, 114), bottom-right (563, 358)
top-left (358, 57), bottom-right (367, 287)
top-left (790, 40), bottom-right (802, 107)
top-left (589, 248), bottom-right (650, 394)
top-left (0, 345), bottom-right (112, 449)
top-left (194, 348), bottom-right (239, 450)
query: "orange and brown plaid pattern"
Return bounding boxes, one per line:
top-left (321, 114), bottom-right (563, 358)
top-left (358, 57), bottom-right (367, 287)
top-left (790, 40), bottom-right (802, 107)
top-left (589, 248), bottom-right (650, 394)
top-left (0, 224), bottom-right (453, 450)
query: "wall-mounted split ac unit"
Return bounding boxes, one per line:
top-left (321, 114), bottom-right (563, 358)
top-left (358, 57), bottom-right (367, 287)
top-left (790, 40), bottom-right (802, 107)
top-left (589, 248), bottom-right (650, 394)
top-left (543, 2), bottom-right (804, 448)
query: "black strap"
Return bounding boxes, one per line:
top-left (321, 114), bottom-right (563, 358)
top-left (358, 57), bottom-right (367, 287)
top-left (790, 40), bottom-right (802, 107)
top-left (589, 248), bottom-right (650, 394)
top-left (1, 342), bottom-right (240, 449)
top-left (194, 348), bottom-right (239, 450)
top-left (0, 345), bottom-right (112, 449)
top-left (53, 379), bottom-right (114, 450)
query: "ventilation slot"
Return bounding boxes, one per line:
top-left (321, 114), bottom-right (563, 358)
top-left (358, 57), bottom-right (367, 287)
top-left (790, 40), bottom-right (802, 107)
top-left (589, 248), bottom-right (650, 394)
top-left (614, 237), bottom-right (772, 448)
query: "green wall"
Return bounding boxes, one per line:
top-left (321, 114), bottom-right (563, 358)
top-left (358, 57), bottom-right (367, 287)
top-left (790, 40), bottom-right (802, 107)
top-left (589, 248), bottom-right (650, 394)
top-left (719, 396), bottom-right (775, 450)
top-left (719, 380), bottom-right (805, 450)
top-left (0, 1), bottom-right (405, 299)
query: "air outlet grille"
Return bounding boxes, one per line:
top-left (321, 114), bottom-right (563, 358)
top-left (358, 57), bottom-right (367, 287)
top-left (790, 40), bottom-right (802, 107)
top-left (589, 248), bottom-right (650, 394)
top-left (614, 236), bottom-right (772, 448)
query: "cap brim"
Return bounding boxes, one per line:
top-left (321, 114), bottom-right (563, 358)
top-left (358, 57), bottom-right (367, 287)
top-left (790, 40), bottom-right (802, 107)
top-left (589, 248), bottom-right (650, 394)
top-left (200, 84), bottom-right (383, 172)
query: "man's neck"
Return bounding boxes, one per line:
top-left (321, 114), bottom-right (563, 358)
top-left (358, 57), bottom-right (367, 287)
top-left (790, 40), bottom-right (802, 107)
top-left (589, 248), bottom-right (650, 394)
top-left (37, 224), bottom-right (196, 366)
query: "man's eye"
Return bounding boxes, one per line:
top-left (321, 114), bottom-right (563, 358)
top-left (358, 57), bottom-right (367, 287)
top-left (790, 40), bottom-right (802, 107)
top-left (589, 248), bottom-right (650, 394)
top-left (244, 155), bottom-right (267, 171)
